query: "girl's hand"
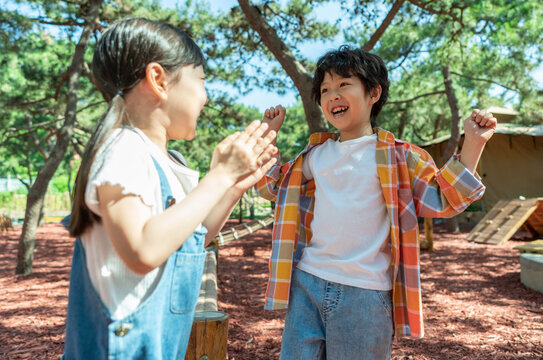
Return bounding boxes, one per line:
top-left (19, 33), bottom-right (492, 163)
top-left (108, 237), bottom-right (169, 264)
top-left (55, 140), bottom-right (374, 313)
top-left (464, 109), bottom-right (497, 145)
top-left (263, 105), bottom-right (286, 143)
top-left (210, 120), bottom-right (277, 186)
top-left (231, 145), bottom-right (278, 196)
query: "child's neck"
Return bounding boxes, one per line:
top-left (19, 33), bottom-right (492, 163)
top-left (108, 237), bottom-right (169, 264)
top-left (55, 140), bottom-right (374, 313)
top-left (124, 93), bottom-right (169, 155)
top-left (338, 123), bottom-right (373, 142)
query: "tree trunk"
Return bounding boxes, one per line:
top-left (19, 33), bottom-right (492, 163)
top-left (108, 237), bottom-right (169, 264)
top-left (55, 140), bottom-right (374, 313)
top-left (441, 64), bottom-right (461, 233)
top-left (16, 0), bottom-right (102, 275)
top-left (237, 0), bottom-right (328, 133)
top-left (441, 65), bottom-right (462, 163)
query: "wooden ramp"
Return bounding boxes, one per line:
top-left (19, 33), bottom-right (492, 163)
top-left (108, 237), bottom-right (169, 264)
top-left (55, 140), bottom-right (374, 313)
top-left (467, 198), bottom-right (543, 244)
top-left (214, 214), bottom-right (274, 246)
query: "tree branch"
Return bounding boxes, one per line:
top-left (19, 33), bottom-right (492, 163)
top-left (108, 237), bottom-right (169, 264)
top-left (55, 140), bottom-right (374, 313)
top-left (35, 17), bottom-right (84, 27)
top-left (408, 0), bottom-right (464, 25)
top-left (54, 70), bottom-right (70, 100)
top-left (387, 90), bottom-right (446, 105)
top-left (450, 71), bottom-right (521, 93)
top-left (363, 0), bottom-right (406, 51)
top-left (6, 96), bottom-right (54, 108)
top-left (25, 116), bottom-right (48, 160)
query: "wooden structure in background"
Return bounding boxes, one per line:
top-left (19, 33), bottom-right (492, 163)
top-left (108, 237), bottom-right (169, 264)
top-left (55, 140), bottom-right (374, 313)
top-left (195, 246), bottom-right (218, 312)
top-left (467, 198), bottom-right (543, 244)
top-left (186, 215), bottom-right (275, 359)
top-left (214, 215), bottom-right (274, 246)
top-left (514, 240), bottom-right (543, 255)
top-left (420, 217), bottom-right (434, 251)
top-left (185, 311), bottom-right (229, 360)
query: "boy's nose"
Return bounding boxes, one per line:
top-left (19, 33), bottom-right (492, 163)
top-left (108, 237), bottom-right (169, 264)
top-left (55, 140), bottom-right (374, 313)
top-left (330, 91), bottom-right (341, 101)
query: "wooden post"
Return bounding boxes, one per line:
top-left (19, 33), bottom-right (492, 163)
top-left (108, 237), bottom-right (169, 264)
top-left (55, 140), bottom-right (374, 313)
top-left (421, 217), bottom-right (434, 251)
top-left (185, 311), bottom-right (229, 360)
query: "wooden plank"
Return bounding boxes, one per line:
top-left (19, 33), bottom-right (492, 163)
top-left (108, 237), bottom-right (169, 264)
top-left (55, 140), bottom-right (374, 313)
top-left (470, 198), bottom-right (539, 245)
top-left (514, 240), bottom-right (543, 255)
top-left (466, 199), bottom-right (508, 241)
top-left (478, 200), bottom-right (537, 244)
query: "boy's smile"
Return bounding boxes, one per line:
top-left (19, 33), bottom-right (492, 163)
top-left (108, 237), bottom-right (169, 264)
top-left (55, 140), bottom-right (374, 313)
top-left (320, 71), bottom-right (380, 141)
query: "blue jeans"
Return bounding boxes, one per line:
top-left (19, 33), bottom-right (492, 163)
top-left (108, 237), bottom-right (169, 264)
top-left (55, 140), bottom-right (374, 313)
top-left (280, 268), bottom-right (394, 360)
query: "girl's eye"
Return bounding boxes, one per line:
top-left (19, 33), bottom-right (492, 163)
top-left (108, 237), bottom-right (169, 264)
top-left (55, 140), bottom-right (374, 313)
top-left (321, 88), bottom-right (328, 94)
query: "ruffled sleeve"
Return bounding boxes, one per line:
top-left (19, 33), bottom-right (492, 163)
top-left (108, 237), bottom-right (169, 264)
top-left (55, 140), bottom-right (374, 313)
top-left (85, 129), bottom-right (157, 216)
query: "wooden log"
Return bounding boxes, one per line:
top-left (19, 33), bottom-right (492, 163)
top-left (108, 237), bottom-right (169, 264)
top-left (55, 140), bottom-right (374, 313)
top-left (185, 311), bottom-right (229, 360)
top-left (195, 248), bottom-right (218, 312)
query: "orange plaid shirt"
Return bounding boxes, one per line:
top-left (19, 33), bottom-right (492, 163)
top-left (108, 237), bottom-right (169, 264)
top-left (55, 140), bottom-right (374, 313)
top-left (256, 129), bottom-right (485, 338)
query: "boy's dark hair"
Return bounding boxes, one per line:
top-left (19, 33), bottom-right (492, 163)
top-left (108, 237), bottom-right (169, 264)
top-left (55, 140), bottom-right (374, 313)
top-left (312, 45), bottom-right (389, 127)
top-left (70, 18), bottom-right (205, 237)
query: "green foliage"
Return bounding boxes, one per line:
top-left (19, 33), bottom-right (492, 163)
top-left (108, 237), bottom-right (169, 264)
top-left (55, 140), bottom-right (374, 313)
top-left (1, 0), bottom-right (542, 217)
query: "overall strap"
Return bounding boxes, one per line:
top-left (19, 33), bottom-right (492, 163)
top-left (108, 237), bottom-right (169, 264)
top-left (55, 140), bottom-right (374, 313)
top-left (150, 156), bottom-right (174, 211)
top-left (167, 149), bottom-right (188, 167)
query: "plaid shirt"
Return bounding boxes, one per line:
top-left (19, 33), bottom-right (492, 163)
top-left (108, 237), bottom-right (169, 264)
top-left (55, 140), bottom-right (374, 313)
top-left (256, 128), bottom-right (485, 338)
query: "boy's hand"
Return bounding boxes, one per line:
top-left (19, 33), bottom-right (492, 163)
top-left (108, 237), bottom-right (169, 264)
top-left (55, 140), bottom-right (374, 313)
top-left (263, 105), bottom-right (286, 144)
top-left (464, 109), bottom-right (497, 145)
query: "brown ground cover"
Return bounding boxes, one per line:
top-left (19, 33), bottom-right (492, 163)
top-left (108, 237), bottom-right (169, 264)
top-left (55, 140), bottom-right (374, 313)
top-left (1, 222), bottom-right (542, 359)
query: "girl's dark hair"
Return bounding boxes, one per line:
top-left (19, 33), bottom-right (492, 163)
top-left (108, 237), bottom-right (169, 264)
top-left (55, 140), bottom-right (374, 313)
top-left (312, 45), bottom-right (389, 127)
top-left (70, 18), bottom-right (204, 237)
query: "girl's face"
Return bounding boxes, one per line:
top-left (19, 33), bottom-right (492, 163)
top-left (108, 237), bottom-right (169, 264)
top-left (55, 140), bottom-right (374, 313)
top-left (165, 64), bottom-right (207, 140)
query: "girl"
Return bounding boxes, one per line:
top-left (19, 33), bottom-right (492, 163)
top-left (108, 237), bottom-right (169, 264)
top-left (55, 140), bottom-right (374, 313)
top-left (63, 18), bottom-right (277, 359)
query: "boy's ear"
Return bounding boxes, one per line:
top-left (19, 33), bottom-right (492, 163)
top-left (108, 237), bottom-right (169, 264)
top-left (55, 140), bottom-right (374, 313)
top-left (145, 62), bottom-right (168, 101)
top-left (369, 85), bottom-right (382, 105)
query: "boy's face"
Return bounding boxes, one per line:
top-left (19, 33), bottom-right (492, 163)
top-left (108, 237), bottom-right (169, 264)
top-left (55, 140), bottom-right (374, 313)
top-left (319, 71), bottom-right (380, 141)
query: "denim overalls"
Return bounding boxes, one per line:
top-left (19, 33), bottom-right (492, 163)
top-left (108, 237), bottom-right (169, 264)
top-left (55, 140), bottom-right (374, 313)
top-left (63, 156), bottom-right (207, 359)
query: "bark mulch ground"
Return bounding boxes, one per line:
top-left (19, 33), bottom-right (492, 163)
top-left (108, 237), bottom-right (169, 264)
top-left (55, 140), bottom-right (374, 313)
top-left (1, 222), bottom-right (542, 359)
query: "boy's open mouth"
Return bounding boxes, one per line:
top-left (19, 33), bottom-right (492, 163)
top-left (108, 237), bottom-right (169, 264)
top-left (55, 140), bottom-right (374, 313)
top-left (331, 106), bottom-right (348, 116)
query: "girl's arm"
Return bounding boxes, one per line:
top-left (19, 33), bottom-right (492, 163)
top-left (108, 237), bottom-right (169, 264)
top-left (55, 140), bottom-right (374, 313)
top-left (98, 121), bottom-right (276, 274)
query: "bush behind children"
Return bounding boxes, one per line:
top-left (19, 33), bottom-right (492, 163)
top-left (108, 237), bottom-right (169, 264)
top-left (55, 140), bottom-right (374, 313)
top-left (257, 45), bottom-right (496, 359)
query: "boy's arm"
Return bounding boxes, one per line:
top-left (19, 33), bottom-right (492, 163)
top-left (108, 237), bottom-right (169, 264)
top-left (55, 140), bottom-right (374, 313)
top-left (410, 109), bottom-right (496, 218)
top-left (459, 109), bottom-right (497, 173)
top-left (255, 105), bottom-right (287, 201)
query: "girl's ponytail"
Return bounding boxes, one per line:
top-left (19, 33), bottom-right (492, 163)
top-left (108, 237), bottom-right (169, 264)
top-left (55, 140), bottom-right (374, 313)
top-left (69, 94), bottom-right (125, 237)
top-left (69, 18), bottom-right (204, 237)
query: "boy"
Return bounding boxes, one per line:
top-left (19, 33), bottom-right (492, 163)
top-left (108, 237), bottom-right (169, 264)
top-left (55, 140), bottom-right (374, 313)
top-left (256, 46), bottom-right (496, 359)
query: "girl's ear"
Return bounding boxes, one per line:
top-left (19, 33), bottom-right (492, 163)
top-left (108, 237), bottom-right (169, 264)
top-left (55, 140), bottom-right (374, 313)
top-left (145, 62), bottom-right (168, 101)
top-left (369, 85), bottom-right (382, 105)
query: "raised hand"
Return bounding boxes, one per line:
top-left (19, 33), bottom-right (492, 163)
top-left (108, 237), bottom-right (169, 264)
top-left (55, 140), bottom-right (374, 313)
top-left (210, 120), bottom-right (277, 187)
top-left (263, 105), bottom-right (286, 142)
top-left (464, 109), bottom-right (497, 145)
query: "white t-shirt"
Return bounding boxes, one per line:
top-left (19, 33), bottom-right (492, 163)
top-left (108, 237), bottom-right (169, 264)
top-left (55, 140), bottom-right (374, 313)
top-left (82, 127), bottom-right (200, 320)
top-left (299, 134), bottom-right (392, 291)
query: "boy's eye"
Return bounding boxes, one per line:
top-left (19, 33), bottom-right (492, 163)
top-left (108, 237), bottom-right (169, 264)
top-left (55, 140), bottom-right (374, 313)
top-left (340, 82), bottom-right (349, 87)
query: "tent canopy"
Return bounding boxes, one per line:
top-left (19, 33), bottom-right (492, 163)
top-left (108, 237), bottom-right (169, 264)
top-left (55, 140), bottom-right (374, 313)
top-left (420, 123), bottom-right (543, 211)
